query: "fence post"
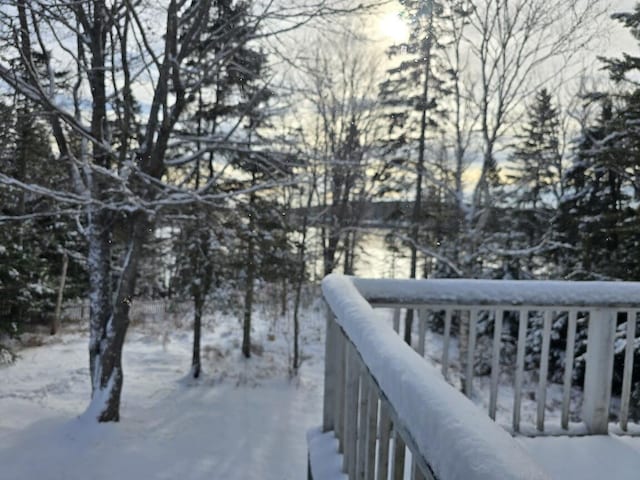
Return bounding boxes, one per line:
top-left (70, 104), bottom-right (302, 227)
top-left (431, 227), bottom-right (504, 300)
top-left (323, 308), bottom-right (337, 432)
top-left (335, 328), bottom-right (347, 452)
top-left (582, 308), bottom-right (616, 434)
top-left (344, 343), bottom-right (359, 476)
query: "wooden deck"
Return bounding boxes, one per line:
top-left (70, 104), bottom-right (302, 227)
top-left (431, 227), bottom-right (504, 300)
top-left (310, 274), bottom-right (640, 480)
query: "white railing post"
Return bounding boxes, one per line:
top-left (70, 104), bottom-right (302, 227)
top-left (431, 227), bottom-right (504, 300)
top-left (417, 309), bottom-right (427, 356)
top-left (392, 308), bottom-right (400, 333)
top-left (335, 327), bottom-right (346, 452)
top-left (620, 310), bottom-right (637, 431)
top-left (377, 403), bottom-right (391, 480)
top-left (323, 309), bottom-right (337, 432)
top-left (364, 375), bottom-right (378, 480)
top-left (464, 309), bottom-right (478, 398)
top-left (357, 365), bottom-right (369, 479)
top-left (489, 308), bottom-right (503, 420)
top-left (392, 429), bottom-right (406, 480)
top-left (561, 310), bottom-right (577, 430)
top-left (441, 309), bottom-right (452, 379)
top-left (536, 309), bottom-right (552, 432)
top-left (582, 308), bottom-right (616, 434)
top-left (513, 309), bottom-right (528, 433)
top-left (344, 343), bottom-right (359, 477)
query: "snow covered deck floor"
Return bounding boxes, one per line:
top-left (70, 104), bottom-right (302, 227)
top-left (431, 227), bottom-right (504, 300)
top-left (520, 435), bottom-right (640, 479)
top-left (308, 432), bottom-right (640, 480)
top-left (315, 274), bottom-right (640, 480)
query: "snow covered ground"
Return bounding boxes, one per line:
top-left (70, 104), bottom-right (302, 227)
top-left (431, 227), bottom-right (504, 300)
top-left (3, 289), bottom-right (640, 480)
top-left (0, 296), bottom-right (326, 480)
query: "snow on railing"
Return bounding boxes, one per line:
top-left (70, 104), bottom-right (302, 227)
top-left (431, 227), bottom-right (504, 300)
top-left (319, 274), bottom-right (551, 480)
top-left (351, 277), bottom-right (640, 436)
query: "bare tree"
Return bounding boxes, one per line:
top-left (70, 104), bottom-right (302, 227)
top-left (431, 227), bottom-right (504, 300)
top-left (0, 0), bottom-right (369, 422)
top-left (467, 0), bottom-right (608, 215)
top-left (294, 34), bottom-right (392, 277)
top-left (413, 0), bottom-right (607, 276)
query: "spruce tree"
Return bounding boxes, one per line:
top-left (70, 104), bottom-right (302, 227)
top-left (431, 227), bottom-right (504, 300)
top-left (556, 3), bottom-right (640, 281)
top-left (559, 97), bottom-right (639, 280)
top-left (501, 88), bottom-right (563, 277)
top-left (380, 0), bottom-right (453, 343)
top-left (170, 0), bottom-right (287, 365)
top-left (0, 98), bottom-right (85, 339)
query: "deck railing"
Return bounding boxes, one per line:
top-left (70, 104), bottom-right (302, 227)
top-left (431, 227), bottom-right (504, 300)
top-left (312, 274), bottom-right (640, 480)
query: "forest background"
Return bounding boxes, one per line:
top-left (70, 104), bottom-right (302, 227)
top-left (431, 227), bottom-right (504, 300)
top-left (1, 0), bottom-right (640, 422)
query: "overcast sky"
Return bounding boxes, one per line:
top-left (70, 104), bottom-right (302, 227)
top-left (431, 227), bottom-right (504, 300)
top-left (606, 0), bottom-right (639, 56)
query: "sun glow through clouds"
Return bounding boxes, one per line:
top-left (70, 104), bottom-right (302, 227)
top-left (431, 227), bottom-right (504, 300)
top-left (378, 11), bottom-right (409, 43)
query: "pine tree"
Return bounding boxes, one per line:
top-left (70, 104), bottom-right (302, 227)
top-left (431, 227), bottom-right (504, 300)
top-left (0, 97), bottom-right (86, 339)
top-left (558, 97), bottom-right (640, 280)
top-left (500, 89), bottom-right (563, 277)
top-left (554, 4), bottom-right (640, 281)
top-left (508, 89), bottom-right (562, 209)
top-left (167, 0), bottom-right (277, 368)
top-left (380, 0), bottom-right (454, 343)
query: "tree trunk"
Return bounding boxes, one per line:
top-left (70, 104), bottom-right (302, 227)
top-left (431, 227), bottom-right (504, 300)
top-left (281, 278), bottom-right (287, 317)
top-left (458, 310), bottom-right (470, 394)
top-left (86, 213), bottom-right (146, 422)
top-left (51, 252), bottom-right (69, 335)
top-left (405, 3), bottom-right (434, 345)
top-left (242, 245), bottom-right (255, 359)
top-left (292, 209), bottom-right (311, 373)
top-left (342, 230), bottom-right (357, 275)
top-left (292, 269), bottom-right (303, 372)
top-left (242, 189), bottom-right (256, 359)
top-left (88, 212), bottom-right (113, 396)
top-left (323, 231), bottom-right (340, 277)
top-left (192, 290), bottom-right (203, 378)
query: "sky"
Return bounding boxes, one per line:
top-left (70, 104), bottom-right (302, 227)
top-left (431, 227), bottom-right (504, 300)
top-left (372, 1), bottom-right (639, 59)
top-left (370, 0), bottom-right (640, 191)
top-left (609, 0), bottom-right (639, 56)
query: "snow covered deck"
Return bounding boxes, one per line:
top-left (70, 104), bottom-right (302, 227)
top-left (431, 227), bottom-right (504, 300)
top-left (312, 274), bottom-right (640, 480)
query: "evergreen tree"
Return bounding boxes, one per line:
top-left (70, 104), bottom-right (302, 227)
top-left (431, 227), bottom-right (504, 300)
top-left (558, 97), bottom-right (640, 280)
top-left (168, 0), bottom-right (290, 365)
top-left (500, 89), bottom-right (563, 277)
top-left (0, 98), bottom-right (86, 339)
top-left (595, 4), bottom-right (640, 414)
top-left (507, 89), bottom-right (563, 210)
top-left (554, 4), bottom-right (640, 281)
top-left (380, 0), bottom-right (454, 342)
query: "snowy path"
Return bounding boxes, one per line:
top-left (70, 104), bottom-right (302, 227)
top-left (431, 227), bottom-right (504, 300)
top-left (0, 308), bottom-right (325, 480)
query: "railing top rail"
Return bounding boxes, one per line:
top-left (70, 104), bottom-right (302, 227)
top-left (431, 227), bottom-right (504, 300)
top-left (352, 277), bottom-right (640, 308)
top-left (323, 274), bottom-right (550, 480)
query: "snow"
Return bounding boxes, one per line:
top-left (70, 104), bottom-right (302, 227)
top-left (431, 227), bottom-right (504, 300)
top-left (3, 277), bottom-right (640, 480)
top-left (322, 274), bottom-right (550, 480)
top-left (519, 435), bottom-right (640, 480)
top-left (0, 299), bottom-right (326, 480)
top-left (307, 427), bottom-right (347, 480)
top-left (81, 367), bottom-right (117, 423)
top-left (352, 276), bottom-right (640, 308)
